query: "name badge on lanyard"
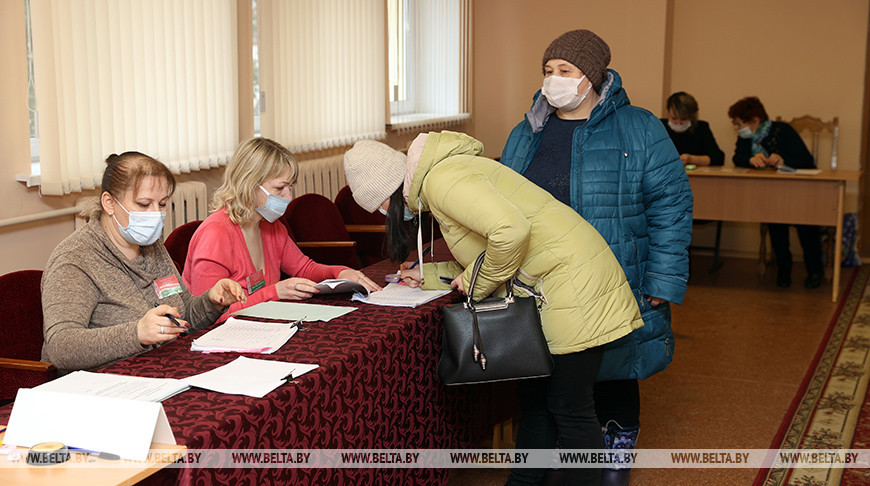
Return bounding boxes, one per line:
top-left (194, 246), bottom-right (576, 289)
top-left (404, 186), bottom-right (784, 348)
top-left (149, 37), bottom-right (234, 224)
top-left (153, 275), bottom-right (183, 299)
top-left (246, 269), bottom-right (266, 295)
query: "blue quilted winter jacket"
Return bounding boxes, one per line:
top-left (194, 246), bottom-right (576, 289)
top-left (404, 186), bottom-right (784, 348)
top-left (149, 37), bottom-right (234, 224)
top-left (499, 70), bottom-right (693, 380)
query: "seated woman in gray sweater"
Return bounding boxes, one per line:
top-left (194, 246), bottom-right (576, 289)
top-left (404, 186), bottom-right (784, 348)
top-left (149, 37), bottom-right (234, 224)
top-left (41, 152), bottom-right (246, 374)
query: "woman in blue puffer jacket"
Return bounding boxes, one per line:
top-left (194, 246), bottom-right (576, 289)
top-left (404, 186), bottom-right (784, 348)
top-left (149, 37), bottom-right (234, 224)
top-left (500, 29), bottom-right (693, 486)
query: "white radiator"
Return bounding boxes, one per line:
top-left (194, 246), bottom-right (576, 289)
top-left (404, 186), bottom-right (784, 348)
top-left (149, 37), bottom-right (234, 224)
top-left (164, 181), bottom-right (208, 239)
top-left (295, 155), bottom-right (346, 200)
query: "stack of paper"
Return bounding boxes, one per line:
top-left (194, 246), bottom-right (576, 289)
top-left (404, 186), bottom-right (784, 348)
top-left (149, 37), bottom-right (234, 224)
top-left (33, 370), bottom-right (188, 402)
top-left (182, 356), bottom-right (319, 398)
top-left (190, 317), bottom-right (298, 354)
top-left (351, 283), bottom-right (451, 308)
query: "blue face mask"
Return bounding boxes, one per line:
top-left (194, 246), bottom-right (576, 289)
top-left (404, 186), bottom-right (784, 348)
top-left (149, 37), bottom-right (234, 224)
top-left (112, 200), bottom-right (166, 246)
top-left (379, 204), bottom-right (415, 221)
top-left (737, 126), bottom-right (753, 139)
top-left (256, 185), bottom-right (291, 223)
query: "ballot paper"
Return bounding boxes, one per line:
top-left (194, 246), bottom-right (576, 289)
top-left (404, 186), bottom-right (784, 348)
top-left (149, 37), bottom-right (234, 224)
top-left (182, 356), bottom-right (319, 398)
top-left (314, 278), bottom-right (369, 296)
top-left (231, 301), bottom-right (356, 321)
top-left (33, 370), bottom-right (188, 402)
top-left (351, 282), bottom-right (451, 308)
top-left (190, 317), bottom-right (298, 354)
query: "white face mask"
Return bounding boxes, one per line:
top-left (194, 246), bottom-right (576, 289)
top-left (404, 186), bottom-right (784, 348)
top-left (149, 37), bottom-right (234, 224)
top-left (737, 126), bottom-right (753, 139)
top-left (542, 75), bottom-right (592, 111)
top-left (668, 120), bottom-right (691, 133)
top-left (113, 201), bottom-right (166, 246)
top-left (256, 185), bottom-right (291, 223)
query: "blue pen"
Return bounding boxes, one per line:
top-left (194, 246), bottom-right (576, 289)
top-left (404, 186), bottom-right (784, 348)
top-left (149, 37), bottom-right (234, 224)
top-left (68, 446), bottom-right (120, 460)
top-left (408, 245), bottom-right (432, 269)
top-left (154, 303), bottom-right (183, 327)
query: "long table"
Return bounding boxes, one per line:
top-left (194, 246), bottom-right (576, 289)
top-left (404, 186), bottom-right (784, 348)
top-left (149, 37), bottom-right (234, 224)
top-left (0, 254), bottom-right (517, 485)
top-left (688, 167), bottom-right (861, 301)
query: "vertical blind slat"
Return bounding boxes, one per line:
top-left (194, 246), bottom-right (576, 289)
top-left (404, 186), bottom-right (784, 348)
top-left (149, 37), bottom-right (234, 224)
top-left (33, 0), bottom-right (238, 194)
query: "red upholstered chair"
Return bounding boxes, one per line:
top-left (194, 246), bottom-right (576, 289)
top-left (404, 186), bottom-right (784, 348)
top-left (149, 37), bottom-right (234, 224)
top-left (0, 270), bottom-right (56, 404)
top-left (281, 193), bottom-right (361, 269)
top-left (164, 220), bottom-right (203, 273)
top-left (334, 185), bottom-right (387, 266)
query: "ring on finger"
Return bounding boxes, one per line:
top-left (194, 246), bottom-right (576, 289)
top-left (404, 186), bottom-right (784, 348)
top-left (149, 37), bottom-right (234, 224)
top-left (294, 283), bottom-right (299, 291)
top-left (160, 326), bottom-right (165, 334)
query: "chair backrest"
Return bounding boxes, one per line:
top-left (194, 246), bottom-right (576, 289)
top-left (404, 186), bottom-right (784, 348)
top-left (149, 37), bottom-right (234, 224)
top-left (334, 186), bottom-right (387, 266)
top-left (282, 193), bottom-right (360, 268)
top-left (164, 220), bottom-right (204, 272)
top-left (0, 270), bottom-right (45, 361)
top-left (777, 115), bottom-right (839, 169)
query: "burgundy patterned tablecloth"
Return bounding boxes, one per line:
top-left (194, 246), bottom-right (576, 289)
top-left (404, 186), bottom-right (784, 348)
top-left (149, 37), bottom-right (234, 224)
top-left (1, 252), bottom-right (517, 485)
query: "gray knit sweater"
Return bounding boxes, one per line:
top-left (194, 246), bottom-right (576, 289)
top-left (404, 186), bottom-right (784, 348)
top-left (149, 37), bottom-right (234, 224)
top-left (41, 217), bottom-right (224, 373)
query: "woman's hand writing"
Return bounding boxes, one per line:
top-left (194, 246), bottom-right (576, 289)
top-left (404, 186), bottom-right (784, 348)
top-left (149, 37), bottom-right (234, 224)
top-left (138, 305), bottom-right (189, 345)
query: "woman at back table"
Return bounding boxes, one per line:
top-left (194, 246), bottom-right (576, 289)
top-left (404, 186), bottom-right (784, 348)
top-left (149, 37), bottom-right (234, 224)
top-left (183, 137), bottom-right (381, 322)
top-left (41, 152), bottom-right (246, 374)
top-left (728, 96), bottom-right (822, 289)
top-left (661, 91), bottom-right (724, 167)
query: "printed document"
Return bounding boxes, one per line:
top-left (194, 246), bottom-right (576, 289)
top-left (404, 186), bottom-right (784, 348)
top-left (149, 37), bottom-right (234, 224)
top-left (231, 301), bottom-right (356, 321)
top-left (183, 356), bottom-right (319, 398)
top-left (33, 370), bottom-right (188, 402)
top-left (314, 278), bottom-right (369, 296)
top-left (351, 283), bottom-right (451, 308)
top-left (190, 317), bottom-right (298, 354)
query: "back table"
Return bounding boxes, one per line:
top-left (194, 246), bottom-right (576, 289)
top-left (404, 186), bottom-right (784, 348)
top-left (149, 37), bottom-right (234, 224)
top-left (0, 251), bottom-right (517, 485)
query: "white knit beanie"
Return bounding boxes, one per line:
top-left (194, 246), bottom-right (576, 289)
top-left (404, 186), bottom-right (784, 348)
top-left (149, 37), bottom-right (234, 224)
top-left (343, 140), bottom-right (407, 213)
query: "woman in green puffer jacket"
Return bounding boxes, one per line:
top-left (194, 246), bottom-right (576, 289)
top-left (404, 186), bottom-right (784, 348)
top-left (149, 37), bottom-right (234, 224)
top-left (343, 130), bottom-right (642, 485)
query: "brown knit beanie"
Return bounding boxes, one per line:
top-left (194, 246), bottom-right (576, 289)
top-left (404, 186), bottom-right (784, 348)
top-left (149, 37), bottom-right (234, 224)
top-left (542, 29), bottom-right (611, 93)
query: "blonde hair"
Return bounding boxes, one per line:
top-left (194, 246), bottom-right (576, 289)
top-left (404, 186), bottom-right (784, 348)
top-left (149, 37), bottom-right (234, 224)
top-left (212, 138), bottom-right (298, 224)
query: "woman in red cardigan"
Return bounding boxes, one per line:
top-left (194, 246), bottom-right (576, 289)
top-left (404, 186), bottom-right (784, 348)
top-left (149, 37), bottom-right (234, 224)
top-left (183, 137), bottom-right (380, 322)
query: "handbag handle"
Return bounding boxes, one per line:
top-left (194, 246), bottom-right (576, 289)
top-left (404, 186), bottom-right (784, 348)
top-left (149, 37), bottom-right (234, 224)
top-left (464, 251), bottom-right (517, 371)
top-left (465, 252), bottom-right (514, 309)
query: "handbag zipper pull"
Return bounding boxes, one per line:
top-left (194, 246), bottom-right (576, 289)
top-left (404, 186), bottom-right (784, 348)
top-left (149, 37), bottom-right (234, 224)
top-left (473, 344), bottom-right (480, 362)
top-left (479, 353), bottom-right (487, 370)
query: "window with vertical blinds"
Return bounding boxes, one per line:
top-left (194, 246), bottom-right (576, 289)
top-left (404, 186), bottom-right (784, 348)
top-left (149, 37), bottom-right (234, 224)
top-left (30, 0), bottom-right (239, 196)
top-left (258, 0), bottom-right (386, 154)
top-left (388, 0), bottom-right (470, 134)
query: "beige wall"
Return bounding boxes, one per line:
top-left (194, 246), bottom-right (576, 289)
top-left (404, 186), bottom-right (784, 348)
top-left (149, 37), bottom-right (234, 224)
top-left (470, 0), bottom-right (869, 258)
top-left (0, 0), bottom-right (867, 274)
top-left (470, 0), bottom-right (670, 157)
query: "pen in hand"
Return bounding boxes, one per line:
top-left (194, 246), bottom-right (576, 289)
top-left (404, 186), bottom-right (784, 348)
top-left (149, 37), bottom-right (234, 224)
top-left (408, 245), bottom-right (432, 269)
top-left (154, 303), bottom-right (184, 327)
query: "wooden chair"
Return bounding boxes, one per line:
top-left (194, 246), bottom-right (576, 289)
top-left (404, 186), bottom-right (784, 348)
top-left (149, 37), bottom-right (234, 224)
top-left (0, 270), bottom-right (56, 404)
top-left (281, 193), bottom-right (361, 269)
top-left (759, 116), bottom-right (839, 278)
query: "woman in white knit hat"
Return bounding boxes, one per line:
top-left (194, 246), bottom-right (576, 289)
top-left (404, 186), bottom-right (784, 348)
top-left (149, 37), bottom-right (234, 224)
top-left (344, 130), bottom-right (643, 485)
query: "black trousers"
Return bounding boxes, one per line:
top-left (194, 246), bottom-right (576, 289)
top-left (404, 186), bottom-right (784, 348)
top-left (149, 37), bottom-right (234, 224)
top-left (768, 223), bottom-right (823, 277)
top-left (507, 346), bottom-right (605, 486)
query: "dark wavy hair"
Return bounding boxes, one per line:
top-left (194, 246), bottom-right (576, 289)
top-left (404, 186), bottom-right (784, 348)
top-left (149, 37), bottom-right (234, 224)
top-left (728, 96), bottom-right (769, 122)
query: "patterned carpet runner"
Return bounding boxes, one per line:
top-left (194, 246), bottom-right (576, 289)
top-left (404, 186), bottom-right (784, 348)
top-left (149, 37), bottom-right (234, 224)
top-left (756, 266), bottom-right (870, 486)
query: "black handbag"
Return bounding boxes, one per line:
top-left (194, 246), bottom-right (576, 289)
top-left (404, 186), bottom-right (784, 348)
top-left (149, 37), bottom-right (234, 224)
top-left (437, 252), bottom-right (554, 385)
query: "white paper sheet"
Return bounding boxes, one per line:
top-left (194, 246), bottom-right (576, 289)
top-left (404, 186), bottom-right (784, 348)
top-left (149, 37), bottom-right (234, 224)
top-left (351, 282), bottom-right (451, 308)
top-left (191, 317), bottom-right (299, 354)
top-left (3, 389), bottom-right (175, 462)
top-left (33, 370), bottom-right (189, 402)
top-left (230, 301), bottom-right (356, 321)
top-left (182, 356), bottom-right (319, 398)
